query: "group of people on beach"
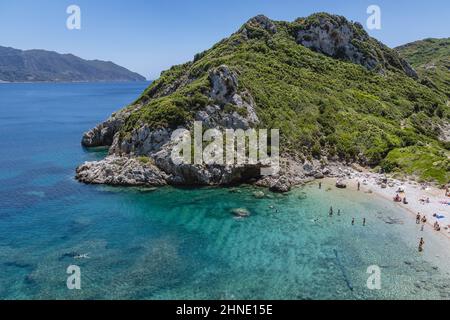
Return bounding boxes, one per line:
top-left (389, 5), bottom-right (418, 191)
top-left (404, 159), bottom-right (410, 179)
top-left (393, 193), bottom-right (409, 204)
top-left (324, 180), bottom-right (449, 253)
top-left (415, 210), bottom-right (445, 250)
top-left (328, 206), bottom-right (365, 226)
top-left (416, 213), bottom-right (430, 251)
top-left (416, 212), bottom-right (427, 225)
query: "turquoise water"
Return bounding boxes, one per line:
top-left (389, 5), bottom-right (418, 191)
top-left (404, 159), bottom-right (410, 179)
top-left (0, 83), bottom-right (449, 300)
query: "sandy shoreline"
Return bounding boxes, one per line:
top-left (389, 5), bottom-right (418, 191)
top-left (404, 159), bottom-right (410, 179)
top-left (324, 171), bottom-right (450, 241)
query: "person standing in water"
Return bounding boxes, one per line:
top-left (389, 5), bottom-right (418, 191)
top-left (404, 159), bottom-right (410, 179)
top-left (351, 218), bottom-right (355, 225)
top-left (319, 182), bottom-right (322, 189)
top-left (337, 209), bottom-right (341, 216)
top-left (418, 238), bottom-right (425, 252)
top-left (329, 206), bottom-right (333, 217)
top-left (363, 218), bottom-right (366, 226)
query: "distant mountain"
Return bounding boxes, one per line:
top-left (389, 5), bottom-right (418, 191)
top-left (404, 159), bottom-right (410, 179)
top-left (396, 38), bottom-right (450, 97)
top-left (0, 46), bottom-right (146, 82)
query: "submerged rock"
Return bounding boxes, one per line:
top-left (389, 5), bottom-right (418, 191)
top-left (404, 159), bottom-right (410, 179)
top-left (231, 208), bottom-right (251, 217)
top-left (253, 191), bottom-right (265, 199)
top-left (138, 187), bottom-right (158, 193)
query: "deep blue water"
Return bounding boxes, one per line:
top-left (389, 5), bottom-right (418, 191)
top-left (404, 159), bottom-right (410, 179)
top-left (0, 82), bottom-right (449, 300)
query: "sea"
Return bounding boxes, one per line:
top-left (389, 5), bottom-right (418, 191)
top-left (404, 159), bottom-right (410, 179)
top-left (0, 82), bottom-right (449, 299)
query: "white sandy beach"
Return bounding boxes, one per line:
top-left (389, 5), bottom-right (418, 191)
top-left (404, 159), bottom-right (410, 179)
top-left (326, 171), bottom-right (450, 241)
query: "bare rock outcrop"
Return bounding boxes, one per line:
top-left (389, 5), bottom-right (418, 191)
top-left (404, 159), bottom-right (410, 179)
top-left (295, 14), bottom-right (417, 78)
top-left (240, 15), bottom-right (277, 39)
top-left (76, 156), bottom-right (167, 186)
top-left (81, 105), bottom-right (141, 148)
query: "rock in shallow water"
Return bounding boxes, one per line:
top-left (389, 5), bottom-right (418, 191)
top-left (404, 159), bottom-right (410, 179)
top-left (335, 180), bottom-right (347, 189)
top-left (231, 208), bottom-right (251, 217)
top-left (253, 191), bottom-right (265, 199)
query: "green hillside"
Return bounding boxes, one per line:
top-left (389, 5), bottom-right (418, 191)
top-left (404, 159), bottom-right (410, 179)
top-left (397, 38), bottom-right (450, 98)
top-left (119, 13), bottom-right (450, 184)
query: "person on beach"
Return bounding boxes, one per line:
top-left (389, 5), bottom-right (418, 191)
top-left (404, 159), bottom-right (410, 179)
top-left (351, 218), bottom-right (355, 225)
top-left (421, 216), bottom-right (427, 224)
top-left (418, 238), bottom-right (425, 252)
top-left (421, 224), bottom-right (424, 232)
top-left (403, 197), bottom-right (408, 204)
top-left (357, 181), bottom-right (360, 191)
top-left (416, 213), bottom-right (421, 224)
top-left (329, 206), bottom-right (333, 217)
top-left (434, 222), bottom-right (441, 231)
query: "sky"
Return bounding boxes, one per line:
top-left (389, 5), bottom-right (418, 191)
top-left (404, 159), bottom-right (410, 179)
top-left (0, 0), bottom-right (449, 80)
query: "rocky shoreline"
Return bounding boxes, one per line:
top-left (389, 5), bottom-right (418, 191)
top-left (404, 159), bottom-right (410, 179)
top-left (75, 146), bottom-right (367, 193)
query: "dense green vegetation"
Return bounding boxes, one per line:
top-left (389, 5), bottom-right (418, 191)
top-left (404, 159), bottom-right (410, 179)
top-left (397, 38), bottom-right (450, 97)
top-left (381, 145), bottom-right (450, 184)
top-left (120, 13), bottom-right (449, 184)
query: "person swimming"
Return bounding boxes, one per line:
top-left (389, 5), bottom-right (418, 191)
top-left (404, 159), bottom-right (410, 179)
top-left (418, 238), bottom-right (425, 252)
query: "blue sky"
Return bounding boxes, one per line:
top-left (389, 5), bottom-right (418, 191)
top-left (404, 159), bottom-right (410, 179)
top-left (0, 0), bottom-right (449, 79)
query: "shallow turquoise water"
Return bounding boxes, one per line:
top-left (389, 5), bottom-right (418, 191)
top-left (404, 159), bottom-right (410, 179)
top-left (0, 83), bottom-right (449, 300)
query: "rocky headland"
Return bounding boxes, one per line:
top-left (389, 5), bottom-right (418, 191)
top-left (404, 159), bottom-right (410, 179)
top-left (76, 13), bottom-right (450, 191)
